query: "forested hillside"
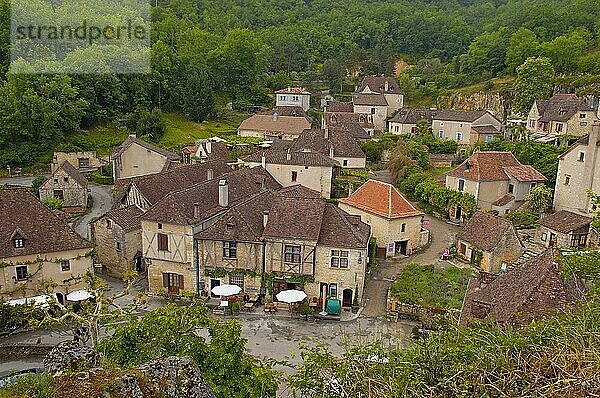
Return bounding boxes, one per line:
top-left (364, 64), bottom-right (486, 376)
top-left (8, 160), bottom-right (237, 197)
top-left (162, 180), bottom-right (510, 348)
top-left (0, 0), bottom-right (599, 168)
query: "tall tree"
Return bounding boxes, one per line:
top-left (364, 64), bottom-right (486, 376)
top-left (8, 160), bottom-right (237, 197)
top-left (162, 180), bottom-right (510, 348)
top-left (513, 57), bottom-right (554, 115)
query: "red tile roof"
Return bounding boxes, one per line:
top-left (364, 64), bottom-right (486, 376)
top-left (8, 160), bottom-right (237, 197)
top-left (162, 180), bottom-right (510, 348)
top-left (538, 210), bottom-right (592, 234)
top-left (456, 212), bottom-right (515, 252)
top-left (338, 180), bottom-right (423, 219)
top-left (446, 151), bottom-right (546, 182)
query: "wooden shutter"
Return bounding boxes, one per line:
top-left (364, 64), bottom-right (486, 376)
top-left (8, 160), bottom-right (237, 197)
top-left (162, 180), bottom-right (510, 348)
top-left (179, 274), bottom-right (184, 289)
top-left (162, 273), bottom-right (169, 288)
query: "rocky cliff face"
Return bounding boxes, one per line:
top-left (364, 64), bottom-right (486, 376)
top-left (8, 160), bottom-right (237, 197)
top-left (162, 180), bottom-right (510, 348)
top-left (437, 91), bottom-right (513, 121)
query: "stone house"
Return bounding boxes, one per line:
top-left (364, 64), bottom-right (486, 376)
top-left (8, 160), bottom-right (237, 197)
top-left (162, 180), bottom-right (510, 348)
top-left (322, 112), bottom-right (374, 140)
top-left (51, 151), bottom-right (106, 173)
top-left (554, 123), bottom-right (600, 215)
top-left (237, 107), bottom-right (312, 141)
top-left (275, 87), bottom-right (311, 111)
top-left (527, 94), bottom-right (598, 144)
top-left (352, 93), bottom-right (389, 131)
top-left (355, 76), bottom-right (404, 115)
top-left (39, 162), bottom-right (89, 213)
top-left (293, 128), bottom-right (367, 169)
top-left (0, 187), bottom-right (93, 302)
top-left (432, 110), bottom-right (502, 146)
top-left (460, 251), bottom-right (586, 326)
top-left (196, 188), bottom-right (370, 307)
top-left (535, 210), bottom-right (594, 249)
top-left (112, 135), bottom-right (180, 180)
top-left (455, 212), bottom-right (524, 274)
top-left (445, 151), bottom-right (547, 216)
top-left (115, 161), bottom-right (232, 211)
top-left (339, 180), bottom-right (427, 258)
top-left (388, 109), bottom-right (437, 135)
top-left (243, 147), bottom-right (336, 199)
top-left (141, 167), bottom-right (282, 295)
top-left (91, 205), bottom-right (144, 279)
top-left (181, 140), bottom-right (230, 164)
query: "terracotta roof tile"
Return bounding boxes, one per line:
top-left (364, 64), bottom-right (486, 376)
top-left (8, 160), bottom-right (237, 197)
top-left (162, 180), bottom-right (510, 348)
top-left (447, 151), bottom-right (546, 182)
top-left (492, 194), bottom-right (515, 207)
top-left (0, 187), bottom-right (92, 258)
top-left (503, 165), bottom-right (547, 182)
top-left (538, 210), bottom-right (592, 234)
top-left (339, 180), bottom-right (423, 219)
top-left (275, 87), bottom-right (311, 95)
top-left (456, 212), bottom-right (515, 252)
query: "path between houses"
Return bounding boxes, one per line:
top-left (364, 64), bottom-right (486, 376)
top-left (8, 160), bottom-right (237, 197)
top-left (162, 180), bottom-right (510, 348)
top-left (71, 184), bottom-right (113, 239)
top-left (361, 215), bottom-right (461, 318)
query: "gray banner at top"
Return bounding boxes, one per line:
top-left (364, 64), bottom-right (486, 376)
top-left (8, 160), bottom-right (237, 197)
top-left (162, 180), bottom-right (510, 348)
top-left (10, 0), bottom-right (151, 74)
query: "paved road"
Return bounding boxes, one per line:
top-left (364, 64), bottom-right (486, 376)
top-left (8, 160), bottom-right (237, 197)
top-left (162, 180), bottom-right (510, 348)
top-left (361, 215), bottom-right (460, 318)
top-left (0, 175), bottom-right (49, 187)
top-left (71, 184), bottom-right (113, 239)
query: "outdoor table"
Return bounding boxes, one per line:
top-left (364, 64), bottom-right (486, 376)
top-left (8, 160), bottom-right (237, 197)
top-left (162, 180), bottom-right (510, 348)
top-left (244, 302), bottom-right (255, 312)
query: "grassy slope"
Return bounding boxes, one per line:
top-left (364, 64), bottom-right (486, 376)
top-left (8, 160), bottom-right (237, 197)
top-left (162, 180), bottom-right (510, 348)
top-left (158, 112), bottom-right (244, 150)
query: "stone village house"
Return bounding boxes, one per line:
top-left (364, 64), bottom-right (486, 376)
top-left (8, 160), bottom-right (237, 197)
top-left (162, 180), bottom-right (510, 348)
top-left (275, 87), bottom-right (311, 111)
top-left (195, 187), bottom-right (371, 307)
top-left (554, 122), bottom-right (600, 215)
top-left (237, 107), bottom-right (312, 141)
top-left (51, 151), bottom-right (107, 174)
top-left (112, 135), bottom-right (181, 181)
top-left (460, 250), bottom-right (586, 326)
top-left (352, 76), bottom-right (404, 130)
top-left (39, 161), bottom-right (89, 213)
top-left (535, 210), bottom-right (595, 249)
top-left (432, 110), bottom-right (502, 146)
top-left (0, 187), bottom-right (93, 302)
top-left (180, 139), bottom-right (230, 164)
top-left (455, 212), bottom-right (524, 274)
top-left (445, 151), bottom-right (547, 218)
top-left (91, 205), bottom-right (145, 279)
top-left (338, 180), bottom-right (428, 258)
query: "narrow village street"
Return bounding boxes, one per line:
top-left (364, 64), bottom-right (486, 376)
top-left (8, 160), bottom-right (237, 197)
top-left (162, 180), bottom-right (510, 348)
top-left (71, 184), bottom-right (113, 239)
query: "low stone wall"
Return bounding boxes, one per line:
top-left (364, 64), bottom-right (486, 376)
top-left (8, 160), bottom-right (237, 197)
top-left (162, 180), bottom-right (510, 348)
top-left (0, 344), bottom-right (54, 362)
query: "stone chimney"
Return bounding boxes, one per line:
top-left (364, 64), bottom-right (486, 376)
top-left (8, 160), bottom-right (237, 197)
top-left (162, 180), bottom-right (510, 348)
top-left (261, 153), bottom-right (266, 168)
top-left (329, 146), bottom-right (334, 159)
top-left (207, 168), bottom-right (213, 180)
top-left (193, 203), bottom-right (201, 219)
top-left (263, 210), bottom-right (269, 228)
top-left (324, 128), bottom-right (329, 139)
top-left (218, 179), bottom-right (229, 207)
top-left (206, 141), bottom-right (212, 154)
top-left (384, 80), bottom-right (389, 92)
top-left (286, 149), bottom-right (292, 161)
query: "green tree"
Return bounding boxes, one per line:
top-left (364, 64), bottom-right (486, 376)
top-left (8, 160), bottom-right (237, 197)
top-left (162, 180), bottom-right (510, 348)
top-left (525, 184), bottom-right (553, 214)
top-left (506, 28), bottom-right (540, 72)
top-left (513, 57), bottom-right (554, 115)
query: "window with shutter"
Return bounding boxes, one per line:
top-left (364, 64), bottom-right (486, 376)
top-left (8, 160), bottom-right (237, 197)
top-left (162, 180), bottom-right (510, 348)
top-left (158, 233), bottom-right (169, 251)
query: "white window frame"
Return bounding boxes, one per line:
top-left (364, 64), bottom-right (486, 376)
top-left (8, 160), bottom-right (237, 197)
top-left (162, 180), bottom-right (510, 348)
top-left (330, 250), bottom-right (349, 268)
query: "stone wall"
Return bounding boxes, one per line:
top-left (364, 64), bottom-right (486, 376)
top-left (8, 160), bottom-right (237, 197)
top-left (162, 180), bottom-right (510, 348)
top-left (437, 91), bottom-right (510, 122)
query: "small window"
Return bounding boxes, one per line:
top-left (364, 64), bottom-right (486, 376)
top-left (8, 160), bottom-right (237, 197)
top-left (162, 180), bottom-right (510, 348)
top-left (578, 152), bottom-right (585, 162)
top-left (580, 113), bottom-right (587, 118)
top-left (116, 241), bottom-right (121, 252)
top-left (329, 283), bottom-right (338, 298)
top-left (284, 245), bottom-right (301, 263)
top-left (485, 135), bottom-right (493, 142)
top-left (223, 241), bottom-right (237, 259)
top-left (229, 274), bottom-right (244, 288)
top-left (15, 265), bottom-right (28, 281)
top-left (304, 166), bottom-right (309, 170)
top-left (106, 219), bottom-right (112, 229)
top-left (226, 222), bottom-right (234, 231)
top-left (564, 175), bottom-right (571, 185)
top-left (555, 123), bottom-right (563, 132)
top-left (158, 233), bottom-right (169, 252)
top-left (508, 184), bottom-right (514, 194)
top-left (458, 179), bottom-right (465, 192)
top-left (455, 132), bottom-right (462, 141)
top-left (343, 160), bottom-right (348, 167)
top-left (580, 121), bottom-right (588, 127)
top-left (60, 260), bottom-right (71, 272)
top-left (438, 130), bottom-right (445, 138)
top-left (370, 108), bottom-right (376, 115)
top-left (541, 232), bottom-right (548, 242)
top-left (53, 178), bottom-right (59, 184)
top-left (401, 223), bottom-right (406, 233)
top-left (291, 171), bottom-right (298, 182)
top-left (330, 250), bottom-right (349, 268)
top-left (158, 223), bottom-right (163, 230)
top-left (63, 176), bottom-right (69, 182)
top-left (53, 189), bottom-right (64, 200)
top-left (14, 238), bottom-right (24, 248)
top-left (501, 262), bottom-right (508, 271)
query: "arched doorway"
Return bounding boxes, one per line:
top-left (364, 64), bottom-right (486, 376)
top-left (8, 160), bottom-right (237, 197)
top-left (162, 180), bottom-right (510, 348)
top-left (342, 289), bottom-right (353, 308)
top-left (55, 292), bottom-right (64, 305)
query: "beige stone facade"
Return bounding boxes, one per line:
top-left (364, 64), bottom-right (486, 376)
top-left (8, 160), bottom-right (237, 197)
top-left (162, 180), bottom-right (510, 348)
top-left (456, 231), bottom-right (523, 274)
top-left (432, 112), bottom-right (501, 145)
top-left (113, 141), bottom-right (171, 180)
top-left (52, 151), bottom-right (106, 173)
top-left (91, 218), bottom-right (142, 279)
top-left (0, 248), bottom-right (92, 301)
top-left (39, 167), bottom-right (88, 212)
top-left (353, 104), bottom-right (387, 130)
top-left (246, 161), bottom-right (333, 199)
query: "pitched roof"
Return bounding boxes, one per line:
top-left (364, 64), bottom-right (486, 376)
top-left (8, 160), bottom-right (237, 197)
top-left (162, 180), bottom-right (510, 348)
top-left (194, 190), bottom-right (275, 242)
top-left (259, 106), bottom-right (310, 119)
top-left (357, 76), bottom-right (402, 94)
top-left (492, 194), bottom-right (515, 207)
top-left (433, 110), bottom-right (488, 123)
top-left (389, 108), bottom-right (437, 124)
top-left (275, 87), bottom-right (311, 95)
top-left (101, 205), bottom-right (144, 232)
top-left (55, 161), bottom-right (88, 187)
top-left (262, 196), bottom-right (326, 241)
top-left (456, 212), bottom-right (514, 252)
top-left (471, 125), bottom-right (501, 135)
top-left (461, 251), bottom-right (584, 325)
top-left (503, 165), bottom-right (547, 182)
top-left (352, 93), bottom-right (388, 107)
top-left (238, 114), bottom-right (312, 136)
top-left (326, 101), bottom-right (354, 113)
top-left (446, 151), bottom-right (546, 182)
top-left (293, 128), bottom-right (366, 159)
top-left (242, 149), bottom-right (338, 167)
top-left (318, 203), bottom-right (371, 248)
top-left (142, 167), bottom-right (282, 225)
top-left (276, 184), bottom-right (321, 198)
top-left (538, 210), bottom-right (592, 234)
top-left (181, 141), bottom-right (230, 162)
top-left (0, 187), bottom-right (92, 258)
top-left (112, 136), bottom-right (179, 161)
top-left (323, 112), bottom-right (373, 139)
top-left (537, 94), bottom-right (595, 123)
top-left (339, 180), bottom-right (423, 219)
top-left (124, 161), bottom-right (232, 206)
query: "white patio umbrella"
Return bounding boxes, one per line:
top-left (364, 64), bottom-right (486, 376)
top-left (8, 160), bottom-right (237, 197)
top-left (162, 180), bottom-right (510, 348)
top-left (211, 284), bottom-right (241, 297)
top-left (7, 295), bottom-right (53, 308)
top-left (66, 290), bottom-right (94, 302)
top-left (276, 289), bottom-right (307, 304)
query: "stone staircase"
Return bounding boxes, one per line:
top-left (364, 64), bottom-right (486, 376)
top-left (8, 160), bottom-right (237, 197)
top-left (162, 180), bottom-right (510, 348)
top-left (513, 228), bottom-right (546, 268)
